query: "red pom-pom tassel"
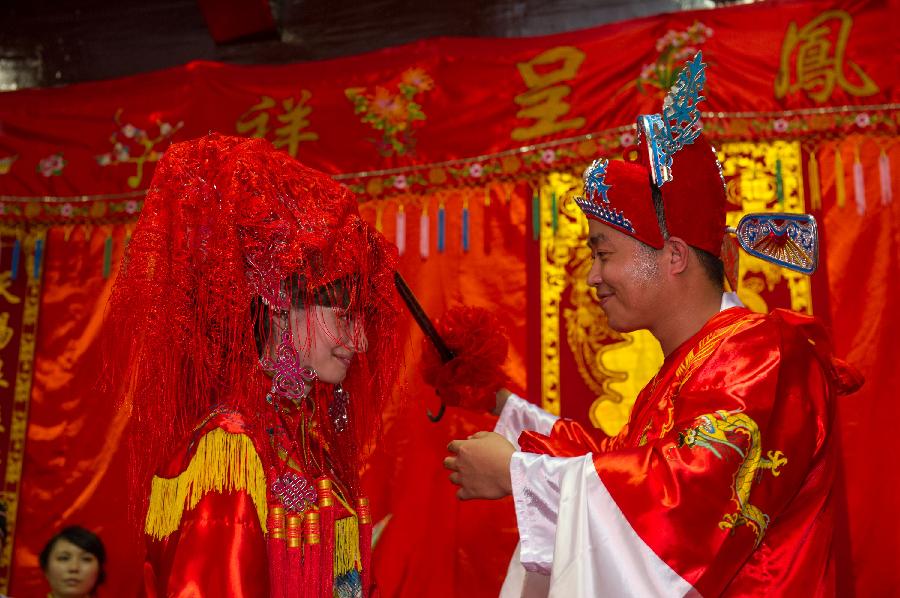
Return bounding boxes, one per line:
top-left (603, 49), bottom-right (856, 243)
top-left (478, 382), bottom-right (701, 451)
top-left (420, 306), bottom-right (509, 412)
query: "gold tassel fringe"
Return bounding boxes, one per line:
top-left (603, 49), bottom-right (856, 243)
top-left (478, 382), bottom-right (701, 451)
top-left (334, 516), bottom-right (361, 578)
top-left (145, 428), bottom-right (268, 540)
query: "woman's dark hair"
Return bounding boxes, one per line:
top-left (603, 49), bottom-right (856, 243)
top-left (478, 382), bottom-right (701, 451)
top-left (39, 526), bottom-right (106, 589)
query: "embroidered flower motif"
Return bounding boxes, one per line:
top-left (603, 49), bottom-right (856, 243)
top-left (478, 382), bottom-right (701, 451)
top-left (619, 132), bottom-right (635, 147)
top-left (37, 153), bottom-right (66, 177)
top-left (0, 155), bottom-right (17, 175)
top-left (345, 67), bottom-right (434, 157)
top-left (114, 143), bottom-right (130, 162)
top-left (854, 112), bottom-right (871, 128)
top-left (468, 163), bottom-right (484, 178)
top-left (541, 149), bottom-right (556, 165)
top-left (124, 200), bottom-right (139, 214)
top-left (401, 67), bottom-right (434, 92)
top-left (639, 22), bottom-right (713, 96)
top-left (392, 174), bottom-right (408, 190)
top-left (675, 45), bottom-right (698, 62)
top-left (655, 31), bottom-right (671, 52)
top-left (60, 203), bottom-right (74, 217)
top-left (96, 111), bottom-right (184, 189)
top-left (772, 118), bottom-right (790, 133)
top-left (371, 87), bottom-right (406, 125)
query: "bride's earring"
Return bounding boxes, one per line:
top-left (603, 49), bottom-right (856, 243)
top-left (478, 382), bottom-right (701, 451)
top-left (330, 385), bottom-right (350, 433)
top-left (262, 329), bottom-right (318, 407)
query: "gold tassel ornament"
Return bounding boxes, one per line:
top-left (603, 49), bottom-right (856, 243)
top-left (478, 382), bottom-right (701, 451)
top-left (144, 428), bottom-right (268, 540)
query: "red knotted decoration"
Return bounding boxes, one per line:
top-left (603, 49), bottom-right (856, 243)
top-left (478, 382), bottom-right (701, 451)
top-left (358, 497), bottom-right (373, 598)
top-left (303, 512), bottom-right (322, 598)
top-left (420, 306), bottom-right (509, 412)
top-left (316, 478), bottom-right (335, 598)
top-left (267, 504), bottom-right (288, 598)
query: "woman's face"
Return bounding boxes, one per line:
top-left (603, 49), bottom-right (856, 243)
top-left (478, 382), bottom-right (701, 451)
top-left (290, 304), bottom-right (368, 384)
top-left (44, 538), bottom-right (99, 598)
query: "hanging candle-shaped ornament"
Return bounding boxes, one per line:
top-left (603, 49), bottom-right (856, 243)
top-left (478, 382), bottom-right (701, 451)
top-left (33, 236), bottom-right (44, 280)
top-left (437, 201), bottom-right (446, 253)
top-left (807, 148), bottom-right (822, 211)
top-left (266, 504), bottom-right (287, 598)
top-left (419, 203), bottom-right (430, 260)
top-left (10, 236), bottom-right (21, 280)
top-left (834, 144), bottom-right (847, 208)
top-left (103, 231), bottom-right (114, 279)
top-left (551, 189), bottom-right (558, 235)
top-left (483, 186), bottom-right (493, 256)
top-left (374, 203), bottom-right (384, 233)
top-left (774, 158), bottom-right (785, 208)
top-left (461, 196), bottom-right (470, 253)
top-left (879, 149), bottom-right (893, 205)
top-left (396, 203), bottom-right (407, 256)
top-left (853, 144), bottom-right (866, 215)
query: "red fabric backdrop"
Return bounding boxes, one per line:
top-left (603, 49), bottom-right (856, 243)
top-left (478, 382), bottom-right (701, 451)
top-left (0, 1), bottom-right (896, 596)
top-left (14, 226), bottom-right (141, 596)
top-left (823, 140), bottom-right (900, 595)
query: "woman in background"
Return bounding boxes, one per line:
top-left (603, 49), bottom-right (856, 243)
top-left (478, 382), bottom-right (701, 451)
top-left (40, 526), bottom-right (105, 598)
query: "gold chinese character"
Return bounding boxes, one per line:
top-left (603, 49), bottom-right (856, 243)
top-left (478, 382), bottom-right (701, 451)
top-left (273, 91), bottom-right (319, 157)
top-left (512, 46), bottom-right (586, 141)
top-left (0, 359), bottom-right (8, 389)
top-left (0, 313), bottom-right (12, 350)
top-left (0, 273), bottom-right (21, 305)
top-left (775, 10), bottom-right (879, 103)
top-left (236, 96), bottom-right (276, 138)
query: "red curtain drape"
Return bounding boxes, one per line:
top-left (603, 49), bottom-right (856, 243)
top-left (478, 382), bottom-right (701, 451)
top-left (364, 186), bottom-right (529, 597)
top-left (824, 141), bottom-right (900, 595)
top-left (10, 225), bottom-right (139, 596)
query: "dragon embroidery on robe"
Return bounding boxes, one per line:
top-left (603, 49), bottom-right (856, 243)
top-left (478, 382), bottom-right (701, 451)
top-left (680, 410), bottom-right (787, 546)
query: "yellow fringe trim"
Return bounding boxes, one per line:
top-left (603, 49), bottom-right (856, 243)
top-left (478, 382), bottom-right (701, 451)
top-left (145, 428), bottom-right (268, 540)
top-left (334, 515), bottom-right (361, 577)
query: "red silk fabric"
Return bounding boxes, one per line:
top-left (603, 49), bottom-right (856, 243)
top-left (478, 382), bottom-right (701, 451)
top-left (522, 307), bottom-right (850, 595)
top-left (0, 1), bottom-right (895, 200)
top-left (144, 491), bottom-right (269, 597)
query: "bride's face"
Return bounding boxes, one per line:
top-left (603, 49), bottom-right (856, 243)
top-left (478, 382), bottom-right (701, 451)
top-left (289, 304), bottom-right (368, 384)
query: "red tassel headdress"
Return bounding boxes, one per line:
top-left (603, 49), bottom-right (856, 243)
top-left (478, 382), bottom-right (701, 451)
top-left (105, 134), bottom-right (401, 523)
